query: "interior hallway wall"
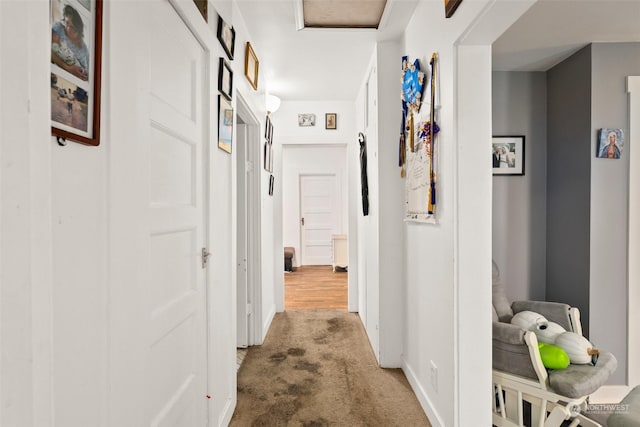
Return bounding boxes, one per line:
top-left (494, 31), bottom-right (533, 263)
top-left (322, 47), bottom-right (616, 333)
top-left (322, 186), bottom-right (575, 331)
top-left (0, 0), bottom-right (273, 424)
top-left (589, 42), bottom-right (640, 385)
top-left (492, 71), bottom-right (547, 302)
top-left (350, 1), bottom-right (537, 425)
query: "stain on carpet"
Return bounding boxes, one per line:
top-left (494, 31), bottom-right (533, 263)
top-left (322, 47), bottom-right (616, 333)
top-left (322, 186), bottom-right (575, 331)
top-left (303, 418), bottom-right (328, 427)
top-left (231, 311), bottom-right (431, 426)
top-left (269, 352), bottom-right (287, 363)
top-left (287, 347), bottom-right (306, 356)
top-left (293, 359), bottom-right (320, 374)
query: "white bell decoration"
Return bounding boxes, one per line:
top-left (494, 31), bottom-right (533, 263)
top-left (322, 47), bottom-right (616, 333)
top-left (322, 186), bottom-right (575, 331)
top-left (511, 311), bottom-right (547, 331)
top-left (533, 320), bottom-right (566, 344)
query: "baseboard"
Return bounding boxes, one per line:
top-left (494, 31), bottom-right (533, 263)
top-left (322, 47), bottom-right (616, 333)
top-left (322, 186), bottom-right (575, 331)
top-left (217, 396), bottom-right (236, 427)
top-left (262, 304), bottom-right (276, 342)
top-left (589, 385), bottom-right (632, 403)
top-left (402, 358), bottom-right (445, 427)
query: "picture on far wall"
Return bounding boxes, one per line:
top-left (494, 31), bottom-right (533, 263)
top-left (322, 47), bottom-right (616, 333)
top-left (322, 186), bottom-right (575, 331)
top-left (492, 135), bottom-right (525, 176)
top-left (298, 113), bottom-right (316, 127)
top-left (597, 128), bottom-right (624, 159)
top-left (326, 113), bottom-right (337, 130)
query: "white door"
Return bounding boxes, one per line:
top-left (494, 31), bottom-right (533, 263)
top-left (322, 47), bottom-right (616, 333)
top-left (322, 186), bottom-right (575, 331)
top-left (300, 174), bottom-right (338, 265)
top-left (236, 123), bottom-right (249, 348)
top-left (146, 2), bottom-right (208, 425)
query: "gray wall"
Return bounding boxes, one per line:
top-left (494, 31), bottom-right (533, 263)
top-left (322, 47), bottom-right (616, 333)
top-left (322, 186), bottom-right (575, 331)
top-left (546, 46), bottom-right (592, 336)
top-left (589, 42), bottom-right (640, 384)
top-left (492, 71), bottom-right (547, 302)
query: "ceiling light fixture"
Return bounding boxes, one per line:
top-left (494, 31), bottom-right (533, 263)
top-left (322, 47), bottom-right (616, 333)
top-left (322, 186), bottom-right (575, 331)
top-left (266, 94), bottom-right (282, 114)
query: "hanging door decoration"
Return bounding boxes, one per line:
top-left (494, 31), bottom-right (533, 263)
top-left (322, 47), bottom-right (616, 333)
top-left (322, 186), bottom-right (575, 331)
top-left (402, 53), bottom-right (440, 223)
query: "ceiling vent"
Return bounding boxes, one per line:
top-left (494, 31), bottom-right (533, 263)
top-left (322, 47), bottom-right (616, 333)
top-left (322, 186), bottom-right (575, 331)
top-left (294, 0), bottom-right (388, 30)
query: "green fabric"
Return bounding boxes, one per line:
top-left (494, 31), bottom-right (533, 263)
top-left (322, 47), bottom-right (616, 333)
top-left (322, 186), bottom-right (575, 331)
top-left (538, 342), bottom-right (569, 370)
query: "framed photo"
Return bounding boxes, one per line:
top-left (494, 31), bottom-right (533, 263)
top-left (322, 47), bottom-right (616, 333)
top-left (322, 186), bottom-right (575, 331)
top-left (268, 174), bottom-right (274, 196)
top-left (193, 0), bottom-right (207, 22)
top-left (444, 0), bottom-right (463, 18)
top-left (218, 58), bottom-right (233, 101)
top-left (265, 116), bottom-right (271, 141)
top-left (269, 120), bottom-right (274, 143)
top-left (325, 113), bottom-right (337, 130)
top-left (264, 141), bottom-right (274, 172)
top-left (218, 95), bottom-right (233, 153)
top-left (50, 0), bottom-right (103, 146)
top-left (298, 113), bottom-right (316, 127)
top-left (216, 14), bottom-right (235, 60)
top-left (244, 42), bottom-right (259, 91)
top-left (492, 136), bottom-right (525, 176)
top-left (597, 128), bottom-right (624, 159)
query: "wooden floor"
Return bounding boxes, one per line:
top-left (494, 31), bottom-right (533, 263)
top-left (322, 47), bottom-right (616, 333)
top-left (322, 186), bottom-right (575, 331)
top-left (284, 265), bottom-right (348, 310)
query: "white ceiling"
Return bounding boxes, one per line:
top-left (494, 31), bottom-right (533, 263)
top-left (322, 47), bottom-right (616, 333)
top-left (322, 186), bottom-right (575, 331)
top-left (235, 0), bottom-right (418, 101)
top-left (235, 0), bottom-right (640, 102)
top-left (493, 0), bottom-right (640, 71)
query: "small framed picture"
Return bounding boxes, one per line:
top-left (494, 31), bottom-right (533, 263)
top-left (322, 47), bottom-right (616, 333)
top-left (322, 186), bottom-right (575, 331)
top-left (218, 58), bottom-right (233, 101)
top-left (244, 42), bottom-right (259, 91)
top-left (597, 128), bottom-right (624, 159)
top-left (216, 14), bottom-right (235, 60)
top-left (264, 142), bottom-right (273, 172)
top-left (325, 113), bottom-right (337, 130)
top-left (218, 95), bottom-right (233, 153)
top-left (298, 114), bottom-right (316, 127)
top-left (265, 115), bottom-right (271, 141)
top-left (492, 136), bottom-right (525, 176)
top-left (268, 174), bottom-right (274, 196)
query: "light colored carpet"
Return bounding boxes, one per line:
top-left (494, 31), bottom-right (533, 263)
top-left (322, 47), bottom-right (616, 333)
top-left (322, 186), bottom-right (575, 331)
top-left (231, 311), bottom-right (431, 426)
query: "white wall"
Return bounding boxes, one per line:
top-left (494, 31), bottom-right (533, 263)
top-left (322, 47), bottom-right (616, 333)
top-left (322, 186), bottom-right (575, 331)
top-left (492, 71), bottom-right (547, 302)
top-left (0, 0), bottom-right (276, 425)
top-left (282, 145), bottom-right (348, 266)
top-left (230, 2), bottom-right (279, 345)
top-left (1, 2), bottom-right (53, 425)
top-left (346, 1), bottom-right (536, 425)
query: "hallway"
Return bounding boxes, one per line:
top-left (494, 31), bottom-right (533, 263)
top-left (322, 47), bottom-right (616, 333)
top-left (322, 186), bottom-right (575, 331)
top-left (230, 311), bottom-right (430, 426)
top-left (285, 266), bottom-right (348, 311)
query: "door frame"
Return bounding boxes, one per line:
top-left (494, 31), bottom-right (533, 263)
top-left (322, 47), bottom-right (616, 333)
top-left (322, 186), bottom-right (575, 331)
top-left (236, 94), bottom-right (262, 346)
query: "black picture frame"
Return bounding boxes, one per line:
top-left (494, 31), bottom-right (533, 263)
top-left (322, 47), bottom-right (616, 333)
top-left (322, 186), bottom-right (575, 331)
top-left (216, 14), bottom-right (235, 60)
top-left (492, 136), bottom-right (525, 176)
top-left (268, 174), bottom-right (274, 196)
top-left (218, 57), bottom-right (233, 101)
top-left (50, 0), bottom-right (103, 146)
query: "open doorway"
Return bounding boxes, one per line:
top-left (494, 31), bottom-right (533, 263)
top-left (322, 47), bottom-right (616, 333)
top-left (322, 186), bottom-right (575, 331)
top-left (282, 145), bottom-right (349, 311)
top-left (235, 94), bottom-right (263, 363)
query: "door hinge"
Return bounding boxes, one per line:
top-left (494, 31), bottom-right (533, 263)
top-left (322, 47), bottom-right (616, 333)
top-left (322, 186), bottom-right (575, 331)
top-left (201, 247), bottom-right (211, 269)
